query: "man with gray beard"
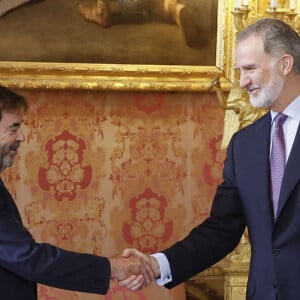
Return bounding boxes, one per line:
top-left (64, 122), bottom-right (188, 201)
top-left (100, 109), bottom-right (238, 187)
top-left (119, 18), bottom-right (300, 300)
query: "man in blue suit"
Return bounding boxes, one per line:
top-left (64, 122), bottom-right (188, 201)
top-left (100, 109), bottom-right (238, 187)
top-left (0, 86), bottom-right (154, 299)
top-left (120, 18), bottom-right (300, 299)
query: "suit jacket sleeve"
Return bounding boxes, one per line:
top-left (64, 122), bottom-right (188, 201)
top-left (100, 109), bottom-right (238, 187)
top-left (0, 185), bottom-right (111, 295)
top-left (162, 136), bottom-right (246, 288)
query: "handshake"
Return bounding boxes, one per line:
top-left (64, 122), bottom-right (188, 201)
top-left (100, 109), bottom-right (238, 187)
top-left (109, 248), bottom-right (161, 290)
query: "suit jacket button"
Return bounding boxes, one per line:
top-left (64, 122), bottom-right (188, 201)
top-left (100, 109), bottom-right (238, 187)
top-left (272, 248), bottom-right (280, 256)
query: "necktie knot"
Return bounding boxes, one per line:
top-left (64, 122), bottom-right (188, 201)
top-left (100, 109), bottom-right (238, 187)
top-left (274, 113), bottom-right (288, 128)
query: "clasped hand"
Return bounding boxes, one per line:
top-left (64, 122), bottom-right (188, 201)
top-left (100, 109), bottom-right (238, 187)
top-left (109, 248), bottom-right (160, 291)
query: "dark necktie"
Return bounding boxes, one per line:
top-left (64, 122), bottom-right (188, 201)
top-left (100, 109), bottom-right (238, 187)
top-left (270, 113), bottom-right (288, 217)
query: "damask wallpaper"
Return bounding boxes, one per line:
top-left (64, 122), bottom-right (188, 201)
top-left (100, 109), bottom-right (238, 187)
top-left (2, 89), bottom-right (226, 300)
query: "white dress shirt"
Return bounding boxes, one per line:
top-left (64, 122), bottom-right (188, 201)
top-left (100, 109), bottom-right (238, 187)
top-left (270, 97), bottom-right (300, 162)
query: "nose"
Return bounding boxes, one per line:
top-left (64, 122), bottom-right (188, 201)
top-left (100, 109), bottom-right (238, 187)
top-left (239, 71), bottom-right (251, 89)
top-left (17, 128), bottom-right (25, 142)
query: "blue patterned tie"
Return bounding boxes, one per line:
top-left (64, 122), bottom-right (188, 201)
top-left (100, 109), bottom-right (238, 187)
top-left (270, 113), bottom-right (288, 217)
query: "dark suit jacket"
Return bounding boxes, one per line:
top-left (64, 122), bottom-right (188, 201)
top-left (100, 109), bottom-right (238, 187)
top-left (0, 180), bottom-right (111, 299)
top-left (163, 112), bottom-right (300, 300)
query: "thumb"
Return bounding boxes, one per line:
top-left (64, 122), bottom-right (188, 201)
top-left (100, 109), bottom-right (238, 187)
top-left (121, 248), bottom-right (132, 258)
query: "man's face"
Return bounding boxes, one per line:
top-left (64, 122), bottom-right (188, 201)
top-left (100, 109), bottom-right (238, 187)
top-left (235, 34), bottom-right (284, 109)
top-left (0, 110), bottom-right (25, 172)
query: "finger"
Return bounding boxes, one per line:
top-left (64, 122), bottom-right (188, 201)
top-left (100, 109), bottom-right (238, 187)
top-left (130, 278), bottom-right (150, 291)
top-left (121, 248), bottom-right (139, 258)
top-left (121, 248), bottom-right (130, 258)
top-left (127, 274), bottom-right (145, 291)
top-left (140, 259), bottom-right (155, 285)
top-left (118, 274), bottom-right (137, 287)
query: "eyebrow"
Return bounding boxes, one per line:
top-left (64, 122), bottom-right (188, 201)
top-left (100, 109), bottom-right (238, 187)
top-left (7, 120), bottom-right (23, 129)
top-left (238, 63), bottom-right (257, 70)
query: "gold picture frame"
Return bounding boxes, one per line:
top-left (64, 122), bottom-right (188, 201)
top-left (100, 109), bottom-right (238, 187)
top-left (0, 0), bottom-right (235, 92)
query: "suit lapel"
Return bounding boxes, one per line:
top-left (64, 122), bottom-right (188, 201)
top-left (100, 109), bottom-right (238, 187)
top-left (255, 115), bottom-right (274, 220)
top-left (277, 123), bottom-right (300, 217)
top-left (243, 114), bottom-right (274, 223)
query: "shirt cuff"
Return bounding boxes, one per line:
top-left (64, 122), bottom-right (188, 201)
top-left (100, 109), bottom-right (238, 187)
top-left (151, 253), bottom-right (172, 286)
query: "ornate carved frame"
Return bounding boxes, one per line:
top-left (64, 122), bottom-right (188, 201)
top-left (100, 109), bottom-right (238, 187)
top-left (0, 1), bottom-right (235, 92)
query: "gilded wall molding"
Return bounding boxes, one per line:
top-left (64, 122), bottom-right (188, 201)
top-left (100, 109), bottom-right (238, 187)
top-left (0, 62), bottom-right (230, 92)
top-left (0, 0), bottom-right (234, 91)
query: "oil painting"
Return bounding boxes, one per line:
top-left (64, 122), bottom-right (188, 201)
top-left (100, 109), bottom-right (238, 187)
top-left (0, 0), bottom-right (218, 66)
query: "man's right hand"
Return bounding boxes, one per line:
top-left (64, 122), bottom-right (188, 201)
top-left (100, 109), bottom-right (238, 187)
top-left (116, 248), bottom-right (160, 290)
top-left (109, 250), bottom-right (156, 289)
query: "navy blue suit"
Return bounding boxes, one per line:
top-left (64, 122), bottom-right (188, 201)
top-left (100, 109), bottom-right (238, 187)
top-left (162, 112), bottom-right (300, 299)
top-left (0, 179), bottom-right (111, 299)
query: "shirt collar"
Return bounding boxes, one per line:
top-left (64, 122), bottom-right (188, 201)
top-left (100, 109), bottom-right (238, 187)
top-left (270, 95), bottom-right (300, 123)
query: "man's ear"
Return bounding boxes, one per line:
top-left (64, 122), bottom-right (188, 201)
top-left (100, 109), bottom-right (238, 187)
top-left (280, 53), bottom-right (294, 75)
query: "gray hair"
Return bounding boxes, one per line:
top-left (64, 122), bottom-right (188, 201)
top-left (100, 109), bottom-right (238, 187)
top-left (236, 18), bottom-right (300, 74)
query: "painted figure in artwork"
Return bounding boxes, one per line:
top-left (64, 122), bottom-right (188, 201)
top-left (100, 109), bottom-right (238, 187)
top-left (0, 0), bottom-right (31, 17)
top-left (78, 0), bottom-right (210, 47)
